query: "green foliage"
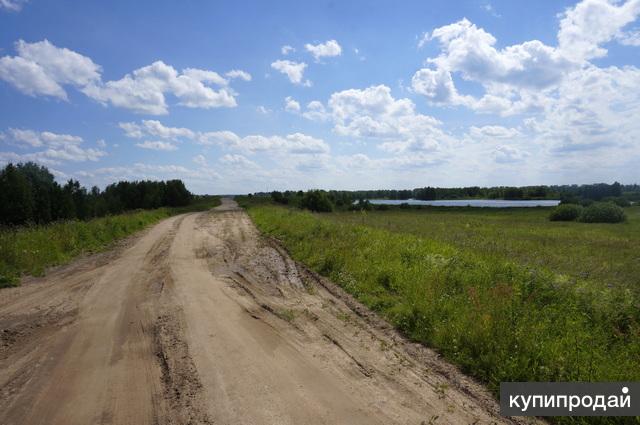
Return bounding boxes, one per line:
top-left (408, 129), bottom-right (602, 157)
top-left (325, 206), bottom-right (640, 295)
top-left (246, 205), bottom-right (639, 425)
top-left (0, 162), bottom-right (193, 226)
top-left (250, 182), bottom-right (638, 207)
top-left (0, 196), bottom-right (219, 287)
top-left (579, 202), bottom-right (626, 223)
top-left (0, 163), bottom-right (34, 225)
top-left (549, 204), bottom-right (583, 221)
top-left (300, 190), bottom-right (334, 212)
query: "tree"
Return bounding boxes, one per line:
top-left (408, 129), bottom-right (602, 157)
top-left (0, 164), bottom-right (35, 225)
top-left (17, 162), bottom-right (55, 223)
top-left (300, 190), bottom-right (334, 212)
top-left (415, 187), bottom-right (436, 200)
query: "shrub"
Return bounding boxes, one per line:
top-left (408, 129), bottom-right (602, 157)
top-left (300, 190), bottom-right (334, 212)
top-left (549, 204), bottom-right (582, 221)
top-left (602, 197), bottom-right (631, 208)
top-left (579, 202), bottom-right (626, 223)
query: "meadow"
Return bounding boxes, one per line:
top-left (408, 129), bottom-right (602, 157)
top-left (327, 206), bottom-right (640, 294)
top-left (244, 201), bottom-right (639, 425)
top-left (0, 196), bottom-right (220, 287)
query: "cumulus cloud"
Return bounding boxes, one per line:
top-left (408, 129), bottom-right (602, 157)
top-left (198, 130), bottom-right (329, 155)
top-left (270, 60), bottom-right (310, 86)
top-left (220, 154), bottom-right (258, 168)
top-left (225, 69), bottom-right (252, 81)
top-left (0, 39), bottom-right (244, 114)
top-left (527, 65), bottom-right (640, 154)
top-left (304, 39), bottom-right (342, 61)
top-left (135, 140), bottom-right (178, 151)
top-left (469, 125), bottom-right (521, 140)
top-left (412, 0), bottom-right (640, 118)
top-left (7, 128), bottom-right (83, 148)
top-left (119, 120), bottom-right (195, 140)
top-left (426, 19), bottom-right (572, 90)
top-left (327, 85), bottom-right (453, 153)
top-left (0, 39), bottom-right (101, 99)
top-left (492, 145), bottom-right (530, 163)
top-left (0, 127), bottom-right (106, 164)
top-left (84, 61), bottom-right (237, 114)
top-left (284, 96), bottom-right (301, 113)
top-left (119, 119), bottom-right (330, 159)
top-left (302, 100), bottom-right (330, 121)
top-left (557, 0), bottom-right (640, 62)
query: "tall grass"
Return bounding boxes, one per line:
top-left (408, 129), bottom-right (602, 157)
top-left (0, 196), bottom-right (220, 287)
top-left (325, 206), bottom-right (640, 295)
top-left (247, 205), bottom-right (639, 425)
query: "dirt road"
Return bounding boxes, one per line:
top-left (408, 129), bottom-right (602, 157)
top-left (0, 198), bottom-right (519, 425)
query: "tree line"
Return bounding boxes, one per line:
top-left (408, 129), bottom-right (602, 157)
top-left (0, 162), bottom-right (193, 226)
top-left (261, 181), bottom-right (637, 212)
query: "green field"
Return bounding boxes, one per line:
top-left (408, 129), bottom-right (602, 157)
top-left (0, 196), bottom-right (220, 287)
top-left (327, 206), bottom-right (640, 294)
top-left (244, 201), bottom-right (639, 425)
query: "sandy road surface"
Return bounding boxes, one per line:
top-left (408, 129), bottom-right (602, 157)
top-left (0, 198), bottom-right (524, 425)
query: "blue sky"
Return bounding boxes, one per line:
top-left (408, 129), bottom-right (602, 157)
top-left (1, 0), bottom-right (639, 194)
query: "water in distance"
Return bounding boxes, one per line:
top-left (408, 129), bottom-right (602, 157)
top-left (364, 199), bottom-right (561, 208)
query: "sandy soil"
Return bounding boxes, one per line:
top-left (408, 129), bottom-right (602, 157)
top-left (0, 198), bottom-right (534, 425)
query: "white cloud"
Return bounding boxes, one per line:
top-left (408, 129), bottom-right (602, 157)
top-left (558, 0), bottom-right (640, 62)
top-left (220, 154), bottom-right (258, 168)
top-left (411, 0), bottom-right (640, 122)
top-left (235, 133), bottom-right (329, 154)
top-left (304, 40), bottom-right (342, 61)
top-left (0, 39), bottom-right (101, 99)
top-left (96, 139), bottom-right (107, 148)
top-left (0, 40), bottom-right (244, 114)
top-left (281, 45), bottom-right (295, 55)
top-left (256, 105), bottom-right (271, 114)
top-left (427, 19), bottom-right (572, 90)
top-left (197, 129), bottom-right (329, 155)
top-left (469, 125), bottom-right (521, 140)
top-left (84, 61), bottom-right (237, 114)
top-left (1, 127), bottom-right (106, 164)
top-left (198, 130), bottom-right (241, 147)
top-left (284, 96), bottom-right (301, 113)
top-left (617, 27), bottom-right (640, 45)
top-left (193, 154), bottom-right (207, 166)
top-left (492, 145), bottom-right (530, 163)
top-left (302, 100), bottom-right (330, 121)
top-left (527, 65), bottom-right (640, 154)
top-left (327, 85), bottom-right (453, 153)
top-left (0, 0), bottom-right (28, 12)
top-left (411, 67), bottom-right (473, 106)
top-left (270, 60), bottom-right (310, 86)
top-left (119, 120), bottom-right (195, 140)
top-left (7, 128), bottom-right (83, 147)
top-left (225, 69), bottom-right (252, 81)
top-left (135, 140), bottom-right (178, 151)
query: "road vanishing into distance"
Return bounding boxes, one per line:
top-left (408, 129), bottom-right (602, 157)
top-left (0, 199), bottom-right (525, 425)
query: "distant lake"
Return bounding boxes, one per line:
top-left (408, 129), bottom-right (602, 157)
top-left (364, 199), bottom-right (561, 208)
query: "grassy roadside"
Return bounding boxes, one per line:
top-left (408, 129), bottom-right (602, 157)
top-left (244, 203), bottom-right (639, 425)
top-left (0, 196), bottom-right (220, 288)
